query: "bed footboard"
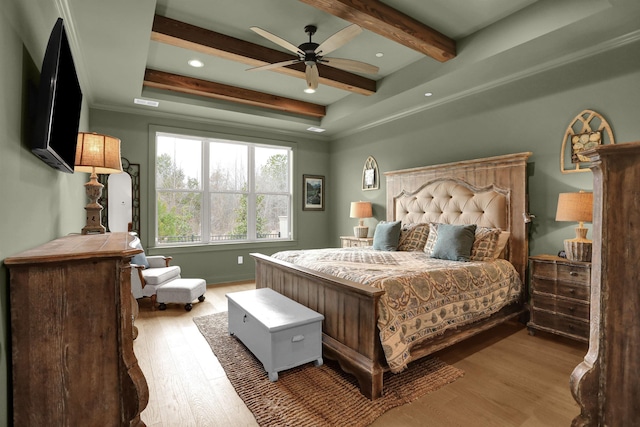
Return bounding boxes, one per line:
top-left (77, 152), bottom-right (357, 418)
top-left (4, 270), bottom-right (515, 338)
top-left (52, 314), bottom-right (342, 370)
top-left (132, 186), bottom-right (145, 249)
top-left (251, 252), bottom-right (387, 399)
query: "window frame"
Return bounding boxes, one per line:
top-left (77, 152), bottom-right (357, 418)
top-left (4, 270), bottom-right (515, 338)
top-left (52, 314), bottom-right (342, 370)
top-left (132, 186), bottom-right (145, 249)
top-left (149, 126), bottom-right (296, 248)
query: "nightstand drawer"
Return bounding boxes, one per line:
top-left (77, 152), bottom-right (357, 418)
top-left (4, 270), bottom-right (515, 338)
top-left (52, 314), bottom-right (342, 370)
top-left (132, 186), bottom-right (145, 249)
top-left (557, 263), bottom-right (590, 284)
top-left (532, 278), bottom-right (555, 294)
top-left (556, 281), bottom-right (589, 301)
top-left (531, 309), bottom-right (589, 340)
top-left (532, 293), bottom-right (590, 320)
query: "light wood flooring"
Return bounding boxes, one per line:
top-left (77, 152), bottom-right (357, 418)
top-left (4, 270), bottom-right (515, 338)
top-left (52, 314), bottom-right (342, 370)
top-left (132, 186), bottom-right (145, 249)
top-left (133, 282), bottom-right (588, 427)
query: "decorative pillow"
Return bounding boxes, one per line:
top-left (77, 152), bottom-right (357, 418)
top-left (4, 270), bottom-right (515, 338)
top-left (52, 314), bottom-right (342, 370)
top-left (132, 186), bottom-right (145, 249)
top-left (372, 221), bottom-right (402, 251)
top-left (430, 224), bottom-right (477, 262)
top-left (492, 231), bottom-right (511, 259)
top-left (397, 223), bottom-right (429, 251)
top-left (131, 240), bottom-right (150, 268)
top-left (423, 222), bottom-right (441, 256)
top-left (470, 227), bottom-right (501, 261)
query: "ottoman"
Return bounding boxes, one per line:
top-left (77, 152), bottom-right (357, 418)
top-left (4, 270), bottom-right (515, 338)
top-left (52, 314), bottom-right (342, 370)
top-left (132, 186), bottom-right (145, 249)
top-left (157, 278), bottom-right (206, 311)
top-left (226, 288), bottom-right (324, 381)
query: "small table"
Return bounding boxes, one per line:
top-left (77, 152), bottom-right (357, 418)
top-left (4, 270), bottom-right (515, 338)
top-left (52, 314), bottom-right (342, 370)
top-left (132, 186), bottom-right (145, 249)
top-left (340, 235), bottom-right (374, 248)
top-left (528, 254), bottom-right (591, 342)
top-left (226, 288), bottom-right (324, 381)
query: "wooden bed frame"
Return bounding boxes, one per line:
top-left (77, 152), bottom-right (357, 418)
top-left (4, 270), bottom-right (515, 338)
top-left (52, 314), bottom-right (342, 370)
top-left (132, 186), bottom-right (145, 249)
top-left (252, 152), bottom-right (532, 399)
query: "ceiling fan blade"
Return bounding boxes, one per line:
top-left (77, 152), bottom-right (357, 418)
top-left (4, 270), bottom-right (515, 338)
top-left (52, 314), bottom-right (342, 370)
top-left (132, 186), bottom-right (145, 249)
top-left (250, 26), bottom-right (302, 55)
top-left (322, 57), bottom-right (379, 75)
top-left (306, 63), bottom-right (319, 90)
top-left (246, 59), bottom-right (300, 72)
top-left (315, 24), bottom-right (362, 56)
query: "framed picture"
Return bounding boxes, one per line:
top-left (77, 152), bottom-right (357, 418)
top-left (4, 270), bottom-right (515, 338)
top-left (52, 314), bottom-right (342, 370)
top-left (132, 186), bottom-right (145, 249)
top-left (303, 174), bottom-right (325, 211)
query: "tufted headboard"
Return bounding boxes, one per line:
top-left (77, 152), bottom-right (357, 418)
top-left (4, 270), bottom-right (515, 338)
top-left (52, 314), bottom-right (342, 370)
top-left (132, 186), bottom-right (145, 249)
top-left (385, 152), bottom-right (532, 283)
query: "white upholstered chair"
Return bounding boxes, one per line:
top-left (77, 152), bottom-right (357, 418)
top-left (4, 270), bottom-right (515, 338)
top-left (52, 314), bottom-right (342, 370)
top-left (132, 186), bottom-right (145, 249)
top-left (130, 240), bottom-right (181, 307)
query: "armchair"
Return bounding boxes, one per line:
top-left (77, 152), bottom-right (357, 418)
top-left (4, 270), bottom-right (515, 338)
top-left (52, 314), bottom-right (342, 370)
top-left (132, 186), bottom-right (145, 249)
top-left (130, 243), bottom-right (181, 307)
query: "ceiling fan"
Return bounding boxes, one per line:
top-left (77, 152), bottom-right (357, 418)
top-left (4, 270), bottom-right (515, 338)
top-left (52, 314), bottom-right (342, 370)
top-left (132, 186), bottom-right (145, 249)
top-left (248, 24), bottom-right (379, 92)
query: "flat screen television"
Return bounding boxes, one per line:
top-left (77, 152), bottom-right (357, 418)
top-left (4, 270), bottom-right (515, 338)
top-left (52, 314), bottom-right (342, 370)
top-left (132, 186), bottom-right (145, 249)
top-left (31, 18), bottom-right (83, 173)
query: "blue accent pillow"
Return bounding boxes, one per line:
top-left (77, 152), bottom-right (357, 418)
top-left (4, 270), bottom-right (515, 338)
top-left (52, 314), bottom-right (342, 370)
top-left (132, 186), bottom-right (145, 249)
top-left (131, 241), bottom-right (150, 268)
top-left (372, 221), bottom-right (402, 251)
top-left (431, 224), bottom-right (477, 261)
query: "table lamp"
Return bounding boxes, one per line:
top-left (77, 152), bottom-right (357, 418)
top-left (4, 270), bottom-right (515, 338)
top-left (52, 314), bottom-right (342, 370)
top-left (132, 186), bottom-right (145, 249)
top-left (75, 132), bottom-right (123, 234)
top-left (555, 191), bottom-right (593, 262)
top-left (350, 201), bottom-right (372, 238)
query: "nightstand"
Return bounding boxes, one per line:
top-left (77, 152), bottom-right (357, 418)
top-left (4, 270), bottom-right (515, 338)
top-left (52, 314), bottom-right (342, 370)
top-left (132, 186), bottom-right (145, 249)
top-left (340, 236), bottom-right (374, 248)
top-left (528, 254), bottom-right (591, 342)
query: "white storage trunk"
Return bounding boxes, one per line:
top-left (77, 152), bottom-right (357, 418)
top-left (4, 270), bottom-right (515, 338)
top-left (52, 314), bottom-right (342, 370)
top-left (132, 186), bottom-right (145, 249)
top-left (226, 288), bottom-right (324, 381)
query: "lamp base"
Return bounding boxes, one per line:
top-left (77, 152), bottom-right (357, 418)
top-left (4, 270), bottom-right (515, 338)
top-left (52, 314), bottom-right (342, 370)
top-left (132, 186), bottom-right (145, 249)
top-left (564, 239), bottom-right (592, 262)
top-left (353, 226), bottom-right (369, 238)
top-left (81, 172), bottom-right (106, 235)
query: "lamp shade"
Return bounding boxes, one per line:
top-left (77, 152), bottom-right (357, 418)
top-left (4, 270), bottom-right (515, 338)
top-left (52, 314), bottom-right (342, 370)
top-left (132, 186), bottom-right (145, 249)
top-left (555, 192), bottom-right (593, 223)
top-left (75, 132), bottom-right (123, 174)
top-left (350, 201), bottom-right (372, 219)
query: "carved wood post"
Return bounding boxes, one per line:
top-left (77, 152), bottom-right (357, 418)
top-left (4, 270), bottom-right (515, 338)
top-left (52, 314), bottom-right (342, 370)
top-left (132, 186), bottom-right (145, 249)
top-left (570, 141), bottom-right (640, 426)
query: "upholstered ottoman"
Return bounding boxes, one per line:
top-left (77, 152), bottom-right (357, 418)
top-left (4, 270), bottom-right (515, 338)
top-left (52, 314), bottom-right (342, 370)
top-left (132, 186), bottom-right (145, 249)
top-left (156, 278), bottom-right (206, 311)
top-left (226, 288), bottom-right (324, 381)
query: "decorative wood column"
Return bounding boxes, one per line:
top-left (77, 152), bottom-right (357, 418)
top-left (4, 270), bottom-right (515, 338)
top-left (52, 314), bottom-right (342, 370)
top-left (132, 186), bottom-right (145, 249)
top-left (570, 141), bottom-right (640, 426)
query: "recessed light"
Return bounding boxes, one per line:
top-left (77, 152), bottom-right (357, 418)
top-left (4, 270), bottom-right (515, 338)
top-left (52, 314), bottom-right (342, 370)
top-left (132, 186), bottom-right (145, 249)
top-left (304, 87), bottom-right (316, 94)
top-left (424, 92), bottom-right (433, 97)
top-left (307, 126), bottom-right (326, 133)
top-left (134, 98), bottom-right (159, 107)
top-left (188, 59), bottom-right (204, 68)
top-left (375, 52), bottom-right (384, 58)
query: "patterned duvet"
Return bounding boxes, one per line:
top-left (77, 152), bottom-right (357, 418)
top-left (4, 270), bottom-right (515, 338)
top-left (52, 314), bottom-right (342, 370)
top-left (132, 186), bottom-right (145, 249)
top-left (271, 248), bottom-right (522, 373)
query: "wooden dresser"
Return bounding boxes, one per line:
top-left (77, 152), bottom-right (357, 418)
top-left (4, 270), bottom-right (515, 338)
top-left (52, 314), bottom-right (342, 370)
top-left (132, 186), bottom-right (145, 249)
top-left (570, 141), bottom-right (640, 425)
top-left (528, 255), bottom-right (591, 342)
top-left (340, 235), bottom-right (374, 248)
top-left (5, 232), bottom-right (148, 426)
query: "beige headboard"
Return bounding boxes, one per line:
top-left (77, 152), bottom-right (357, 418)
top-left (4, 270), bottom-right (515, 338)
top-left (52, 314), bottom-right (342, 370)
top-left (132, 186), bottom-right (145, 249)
top-left (385, 152), bottom-right (532, 283)
top-left (394, 178), bottom-right (509, 230)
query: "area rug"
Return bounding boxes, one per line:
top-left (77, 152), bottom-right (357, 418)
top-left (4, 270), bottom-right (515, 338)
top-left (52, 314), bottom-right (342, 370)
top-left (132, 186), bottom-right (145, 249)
top-left (193, 311), bottom-right (464, 427)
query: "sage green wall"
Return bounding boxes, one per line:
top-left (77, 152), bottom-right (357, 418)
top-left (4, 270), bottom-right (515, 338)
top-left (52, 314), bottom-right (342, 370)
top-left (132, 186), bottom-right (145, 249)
top-left (329, 39), bottom-right (640, 256)
top-left (89, 109), bottom-right (331, 284)
top-left (1, 2), bottom-right (90, 424)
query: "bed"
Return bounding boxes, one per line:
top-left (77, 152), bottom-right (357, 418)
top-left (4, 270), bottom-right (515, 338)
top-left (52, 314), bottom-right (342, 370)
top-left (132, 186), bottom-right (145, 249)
top-left (251, 152), bottom-right (532, 399)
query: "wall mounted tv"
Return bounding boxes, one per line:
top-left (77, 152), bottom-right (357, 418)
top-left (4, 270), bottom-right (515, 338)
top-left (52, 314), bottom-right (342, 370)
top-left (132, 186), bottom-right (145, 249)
top-left (31, 18), bottom-right (83, 173)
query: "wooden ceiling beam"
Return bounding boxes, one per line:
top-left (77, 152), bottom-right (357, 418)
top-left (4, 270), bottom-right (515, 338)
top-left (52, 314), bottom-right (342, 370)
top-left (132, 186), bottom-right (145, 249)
top-left (143, 69), bottom-right (326, 118)
top-left (297, 0), bottom-right (456, 62)
top-left (151, 15), bottom-right (376, 95)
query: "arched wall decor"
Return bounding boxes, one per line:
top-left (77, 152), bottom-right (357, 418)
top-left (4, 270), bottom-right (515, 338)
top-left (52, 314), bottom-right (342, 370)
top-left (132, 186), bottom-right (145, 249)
top-left (561, 109), bottom-right (615, 173)
top-left (98, 157), bottom-right (141, 236)
top-left (362, 156), bottom-right (379, 190)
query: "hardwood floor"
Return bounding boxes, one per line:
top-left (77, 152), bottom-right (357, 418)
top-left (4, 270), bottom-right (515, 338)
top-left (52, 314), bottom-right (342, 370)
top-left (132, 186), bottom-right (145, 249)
top-left (133, 282), bottom-right (587, 427)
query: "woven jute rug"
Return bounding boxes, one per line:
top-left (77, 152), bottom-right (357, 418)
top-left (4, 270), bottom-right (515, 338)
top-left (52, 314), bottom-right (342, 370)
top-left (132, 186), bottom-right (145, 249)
top-left (193, 311), bottom-right (464, 427)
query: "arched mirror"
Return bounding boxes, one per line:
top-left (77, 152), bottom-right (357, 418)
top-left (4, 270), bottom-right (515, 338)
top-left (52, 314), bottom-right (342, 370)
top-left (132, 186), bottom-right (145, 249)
top-left (99, 157), bottom-right (141, 236)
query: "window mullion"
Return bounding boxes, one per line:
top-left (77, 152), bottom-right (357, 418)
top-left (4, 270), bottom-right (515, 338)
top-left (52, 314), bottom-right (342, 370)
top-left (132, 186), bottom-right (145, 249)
top-left (202, 140), bottom-right (210, 243)
top-left (247, 146), bottom-right (256, 240)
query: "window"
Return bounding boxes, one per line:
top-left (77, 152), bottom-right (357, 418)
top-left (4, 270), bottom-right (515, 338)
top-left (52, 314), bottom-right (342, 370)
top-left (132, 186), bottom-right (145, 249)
top-left (155, 131), bottom-right (292, 246)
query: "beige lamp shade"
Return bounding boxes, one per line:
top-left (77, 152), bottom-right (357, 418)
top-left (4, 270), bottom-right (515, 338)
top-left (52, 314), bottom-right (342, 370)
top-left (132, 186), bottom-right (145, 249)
top-left (75, 132), bottom-right (123, 235)
top-left (350, 201), bottom-right (373, 219)
top-left (350, 201), bottom-right (372, 238)
top-left (555, 192), bottom-right (593, 224)
top-left (556, 191), bottom-right (594, 262)
top-left (75, 132), bottom-right (123, 174)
